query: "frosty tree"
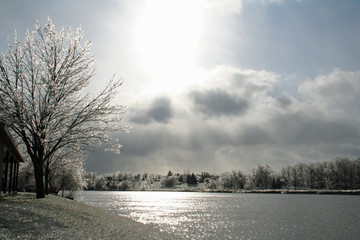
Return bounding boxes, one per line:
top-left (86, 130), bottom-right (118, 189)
top-left (45, 149), bottom-right (84, 195)
top-left (0, 19), bottom-right (127, 198)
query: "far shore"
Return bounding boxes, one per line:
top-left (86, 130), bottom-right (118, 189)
top-left (238, 189), bottom-right (360, 195)
top-left (84, 188), bottom-right (360, 195)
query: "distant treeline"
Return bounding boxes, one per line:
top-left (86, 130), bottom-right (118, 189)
top-left (84, 157), bottom-right (360, 191)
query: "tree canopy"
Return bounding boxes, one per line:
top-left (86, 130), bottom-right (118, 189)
top-left (0, 18), bottom-right (128, 198)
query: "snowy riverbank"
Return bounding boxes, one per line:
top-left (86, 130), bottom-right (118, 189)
top-left (0, 193), bottom-right (181, 240)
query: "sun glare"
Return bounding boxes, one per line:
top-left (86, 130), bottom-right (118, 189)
top-left (135, 0), bottom-right (205, 93)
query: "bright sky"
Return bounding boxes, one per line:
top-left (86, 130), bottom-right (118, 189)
top-left (1, 0), bottom-right (360, 174)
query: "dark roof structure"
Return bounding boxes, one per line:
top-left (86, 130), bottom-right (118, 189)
top-left (0, 123), bottom-right (24, 163)
top-left (0, 123), bottom-right (25, 194)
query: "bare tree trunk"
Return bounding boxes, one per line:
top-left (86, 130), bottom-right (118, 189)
top-left (45, 161), bottom-right (49, 195)
top-left (33, 160), bottom-right (45, 198)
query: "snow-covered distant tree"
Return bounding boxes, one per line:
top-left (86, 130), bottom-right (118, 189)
top-left (0, 19), bottom-right (127, 198)
top-left (186, 173), bottom-right (198, 185)
top-left (161, 175), bottom-right (177, 188)
top-left (47, 151), bottom-right (84, 195)
top-left (251, 164), bottom-right (273, 189)
top-left (219, 171), bottom-right (246, 190)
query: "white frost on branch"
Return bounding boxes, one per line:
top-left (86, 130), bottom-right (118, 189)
top-left (0, 18), bottom-right (129, 197)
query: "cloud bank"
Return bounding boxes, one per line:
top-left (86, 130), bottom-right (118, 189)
top-left (87, 66), bottom-right (360, 174)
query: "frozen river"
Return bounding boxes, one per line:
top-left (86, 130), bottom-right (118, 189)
top-left (80, 191), bottom-right (360, 239)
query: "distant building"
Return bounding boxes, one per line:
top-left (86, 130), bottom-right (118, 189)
top-left (0, 123), bottom-right (25, 195)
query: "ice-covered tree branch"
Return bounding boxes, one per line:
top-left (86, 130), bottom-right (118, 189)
top-left (0, 18), bottom-right (128, 198)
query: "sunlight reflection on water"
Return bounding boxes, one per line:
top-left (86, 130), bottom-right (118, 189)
top-left (108, 191), bottom-right (208, 226)
top-left (81, 191), bottom-right (360, 239)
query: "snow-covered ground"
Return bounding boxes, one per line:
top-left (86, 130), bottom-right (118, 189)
top-left (0, 193), bottom-right (180, 239)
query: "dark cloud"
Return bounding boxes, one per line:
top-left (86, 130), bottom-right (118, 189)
top-left (148, 97), bottom-right (174, 123)
top-left (238, 126), bottom-right (273, 146)
top-left (130, 97), bottom-right (174, 125)
top-left (119, 126), bottom-right (181, 157)
top-left (190, 89), bottom-right (248, 117)
top-left (270, 112), bottom-right (360, 145)
top-left (84, 150), bottom-right (121, 174)
top-left (276, 95), bottom-right (292, 108)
